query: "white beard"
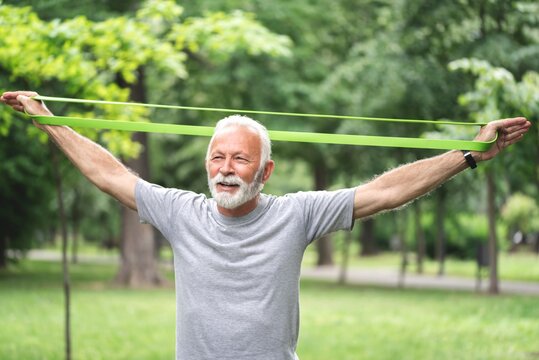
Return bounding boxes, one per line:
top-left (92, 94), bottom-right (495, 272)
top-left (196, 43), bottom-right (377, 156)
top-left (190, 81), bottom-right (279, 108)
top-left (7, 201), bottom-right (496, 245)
top-left (208, 169), bottom-right (264, 210)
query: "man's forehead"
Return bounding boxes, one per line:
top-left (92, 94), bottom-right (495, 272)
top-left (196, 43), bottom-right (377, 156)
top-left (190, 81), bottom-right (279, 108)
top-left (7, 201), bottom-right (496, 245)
top-left (209, 126), bottom-right (261, 153)
top-left (216, 124), bottom-right (258, 136)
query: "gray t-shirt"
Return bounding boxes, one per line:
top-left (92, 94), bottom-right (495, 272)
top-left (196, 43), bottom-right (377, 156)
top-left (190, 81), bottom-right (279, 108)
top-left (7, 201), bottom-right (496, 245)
top-left (135, 179), bottom-right (355, 360)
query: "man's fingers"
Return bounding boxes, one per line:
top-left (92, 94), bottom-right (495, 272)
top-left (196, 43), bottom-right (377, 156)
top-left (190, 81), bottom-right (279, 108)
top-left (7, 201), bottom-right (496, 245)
top-left (1, 91), bottom-right (39, 108)
top-left (477, 117), bottom-right (531, 145)
top-left (502, 124), bottom-right (530, 136)
top-left (0, 94), bottom-right (15, 103)
top-left (16, 95), bottom-right (36, 112)
top-left (16, 94), bottom-right (31, 105)
top-left (486, 117), bottom-right (526, 132)
top-left (2, 91), bottom-right (34, 103)
top-left (503, 128), bottom-right (528, 142)
top-left (2, 91), bottom-right (38, 99)
top-left (1, 98), bottom-right (20, 106)
top-left (490, 117), bottom-right (531, 141)
top-left (502, 117), bottom-right (528, 125)
top-left (502, 134), bottom-right (525, 148)
top-left (1, 91), bottom-right (48, 115)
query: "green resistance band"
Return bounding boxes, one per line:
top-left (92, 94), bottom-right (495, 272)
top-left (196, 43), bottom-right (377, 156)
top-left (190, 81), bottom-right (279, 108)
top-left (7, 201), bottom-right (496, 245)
top-left (30, 95), bottom-right (496, 151)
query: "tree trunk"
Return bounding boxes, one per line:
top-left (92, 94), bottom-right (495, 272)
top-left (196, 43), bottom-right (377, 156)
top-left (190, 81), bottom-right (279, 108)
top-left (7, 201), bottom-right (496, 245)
top-left (478, 0), bottom-right (486, 37)
top-left (414, 201), bottom-right (426, 274)
top-left (535, 125), bottom-right (539, 196)
top-left (71, 226), bottom-right (79, 265)
top-left (397, 212), bottom-right (408, 288)
top-left (71, 187), bottom-right (81, 265)
top-left (50, 144), bottom-right (71, 360)
top-left (314, 160), bottom-right (333, 266)
top-left (114, 66), bottom-right (163, 287)
top-left (435, 188), bottom-right (446, 276)
top-left (487, 170), bottom-right (499, 294)
top-left (338, 231), bottom-right (353, 284)
top-left (316, 236), bottom-right (333, 266)
top-left (116, 206), bottom-right (163, 286)
top-left (0, 236), bottom-right (7, 269)
top-left (359, 218), bottom-right (377, 256)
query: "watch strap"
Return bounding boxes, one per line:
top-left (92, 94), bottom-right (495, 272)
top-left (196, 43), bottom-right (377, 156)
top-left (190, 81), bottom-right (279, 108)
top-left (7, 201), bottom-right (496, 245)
top-left (462, 150), bottom-right (477, 169)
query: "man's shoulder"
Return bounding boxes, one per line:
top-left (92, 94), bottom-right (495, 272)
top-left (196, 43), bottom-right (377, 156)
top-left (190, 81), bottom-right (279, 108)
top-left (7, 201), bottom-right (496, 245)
top-left (261, 190), bottom-right (335, 210)
top-left (136, 178), bottom-right (209, 205)
top-left (280, 188), bottom-right (355, 201)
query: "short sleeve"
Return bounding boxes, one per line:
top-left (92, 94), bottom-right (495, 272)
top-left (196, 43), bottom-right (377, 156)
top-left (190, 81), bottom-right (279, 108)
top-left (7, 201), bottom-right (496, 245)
top-left (288, 187), bottom-right (356, 243)
top-left (135, 179), bottom-right (205, 236)
top-left (135, 179), bottom-right (173, 227)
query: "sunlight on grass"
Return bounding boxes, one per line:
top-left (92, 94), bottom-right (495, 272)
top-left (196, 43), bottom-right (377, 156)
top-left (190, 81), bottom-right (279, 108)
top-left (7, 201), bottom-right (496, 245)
top-left (297, 280), bottom-right (539, 360)
top-left (1, 260), bottom-right (538, 359)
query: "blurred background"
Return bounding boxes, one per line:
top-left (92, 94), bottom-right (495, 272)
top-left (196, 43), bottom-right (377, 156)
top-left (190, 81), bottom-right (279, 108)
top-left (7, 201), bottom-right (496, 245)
top-left (0, 1), bottom-right (538, 359)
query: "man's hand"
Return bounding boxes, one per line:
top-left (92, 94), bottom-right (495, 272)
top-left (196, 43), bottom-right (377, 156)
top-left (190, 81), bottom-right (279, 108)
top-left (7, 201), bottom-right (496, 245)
top-left (1, 91), bottom-right (52, 116)
top-left (2, 90), bottom-right (138, 210)
top-left (473, 117), bottom-right (532, 162)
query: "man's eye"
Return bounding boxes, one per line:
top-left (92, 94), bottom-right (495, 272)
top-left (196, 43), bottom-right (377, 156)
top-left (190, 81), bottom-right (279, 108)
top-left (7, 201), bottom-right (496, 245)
top-left (212, 156), bottom-right (224, 161)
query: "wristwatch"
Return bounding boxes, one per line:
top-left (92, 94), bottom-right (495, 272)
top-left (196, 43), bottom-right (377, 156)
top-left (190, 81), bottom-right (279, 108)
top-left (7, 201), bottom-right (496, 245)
top-left (461, 150), bottom-right (477, 169)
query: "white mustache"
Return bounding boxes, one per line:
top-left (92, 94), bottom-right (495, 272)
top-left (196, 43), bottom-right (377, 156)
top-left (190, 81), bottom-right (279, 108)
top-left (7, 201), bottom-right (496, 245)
top-left (208, 171), bottom-right (264, 209)
top-left (210, 174), bottom-right (245, 188)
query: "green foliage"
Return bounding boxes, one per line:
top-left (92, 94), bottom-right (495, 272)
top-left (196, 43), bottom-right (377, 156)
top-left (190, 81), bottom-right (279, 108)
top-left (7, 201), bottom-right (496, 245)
top-left (449, 58), bottom-right (517, 122)
top-left (0, 3), bottom-right (149, 158)
top-left (445, 213), bottom-right (508, 257)
top-left (449, 58), bottom-right (539, 196)
top-left (0, 1), bottom-right (292, 258)
top-left (170, 10), bottom-right (292, 60)
top-left (501, 192), bottom-right (539, 234)
top-left (415, 212), bottom-right (478, 259)
top-left (1, 0), bottom-right (538, 262)
top-left (1, 1), bottom-right (290, 157)
top-left (2, 0), bottom-right (141, 21)
top-left (0, 121), bottom-right (55, 253)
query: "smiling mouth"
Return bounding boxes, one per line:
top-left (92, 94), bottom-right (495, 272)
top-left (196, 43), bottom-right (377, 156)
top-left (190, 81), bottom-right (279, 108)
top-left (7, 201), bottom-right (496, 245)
top-left (217, 182), bottom-right (240, 190)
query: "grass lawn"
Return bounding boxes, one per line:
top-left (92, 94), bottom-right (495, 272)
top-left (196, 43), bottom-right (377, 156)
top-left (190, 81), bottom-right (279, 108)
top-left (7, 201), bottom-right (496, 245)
top-left (303, 245), bottom-right (539, 283)
top-left (1, 260), bottom-right (538, 360)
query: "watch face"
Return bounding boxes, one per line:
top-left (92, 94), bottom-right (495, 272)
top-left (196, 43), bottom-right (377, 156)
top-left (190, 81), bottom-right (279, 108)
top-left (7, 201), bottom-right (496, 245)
top-left (462, 151), bottom-right (477, 169)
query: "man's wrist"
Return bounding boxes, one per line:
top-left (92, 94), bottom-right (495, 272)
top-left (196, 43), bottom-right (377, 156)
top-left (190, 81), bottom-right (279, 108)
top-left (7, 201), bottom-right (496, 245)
top-left (471, 151), bottom-right (483, 163)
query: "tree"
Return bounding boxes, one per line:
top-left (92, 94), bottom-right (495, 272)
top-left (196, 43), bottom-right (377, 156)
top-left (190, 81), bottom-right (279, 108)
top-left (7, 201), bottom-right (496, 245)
top-left (0, 1), bottom-right (291, 286)
top-left (114, 2), bottom-right (291, 285)
top-left (501, 193), bottom-right (539, 241)
top-left (0, 121), bottom-right (55, 268)
top-left (164, 0), bottom-right (397, 265)
top-left (0, 1), bottom-right (170, 284)
top-left (450, 58), bottom-right (539, 293)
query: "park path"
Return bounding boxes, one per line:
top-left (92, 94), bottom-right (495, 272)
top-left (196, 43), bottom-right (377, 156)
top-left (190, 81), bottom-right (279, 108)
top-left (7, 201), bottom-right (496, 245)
top-left (27, 250), bottom-right (539, 296)
top-left (301, 266), bottom-right (539, 296)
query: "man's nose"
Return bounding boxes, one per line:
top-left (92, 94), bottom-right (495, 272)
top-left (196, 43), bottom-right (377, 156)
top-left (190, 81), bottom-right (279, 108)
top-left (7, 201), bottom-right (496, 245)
top-left (219, 157), bottom-right (234, 175)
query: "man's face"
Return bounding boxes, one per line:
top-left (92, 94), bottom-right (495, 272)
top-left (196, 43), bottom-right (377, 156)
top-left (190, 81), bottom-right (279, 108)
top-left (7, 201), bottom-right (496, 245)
top-left (206, 126), bottom-right (265, 210)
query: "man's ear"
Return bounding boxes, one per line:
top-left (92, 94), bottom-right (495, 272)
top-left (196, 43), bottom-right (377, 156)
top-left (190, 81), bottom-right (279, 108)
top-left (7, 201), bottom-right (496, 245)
top-left (262, 160), bottom-right (275, 184)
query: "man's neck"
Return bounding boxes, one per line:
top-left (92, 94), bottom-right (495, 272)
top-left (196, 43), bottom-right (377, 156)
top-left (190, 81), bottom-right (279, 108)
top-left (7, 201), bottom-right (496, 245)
top-left (217, 195), bottom-right (260, 217)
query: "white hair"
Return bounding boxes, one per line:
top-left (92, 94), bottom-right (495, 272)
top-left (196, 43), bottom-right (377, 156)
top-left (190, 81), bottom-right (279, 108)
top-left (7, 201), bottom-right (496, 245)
top-left (206, 115), bottom-right (272, 169)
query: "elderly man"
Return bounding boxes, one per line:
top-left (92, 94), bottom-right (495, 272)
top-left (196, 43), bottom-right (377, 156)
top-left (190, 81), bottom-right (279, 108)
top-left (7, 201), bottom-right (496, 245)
top-left (1, 91), bottom-right (531, 360)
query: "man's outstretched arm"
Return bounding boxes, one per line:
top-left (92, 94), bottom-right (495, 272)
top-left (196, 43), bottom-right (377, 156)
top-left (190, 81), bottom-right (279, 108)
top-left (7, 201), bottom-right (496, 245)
top-left (353, 117), bottom-right (532, 219)
top-left (1, 91), bottom-right (138, 210)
